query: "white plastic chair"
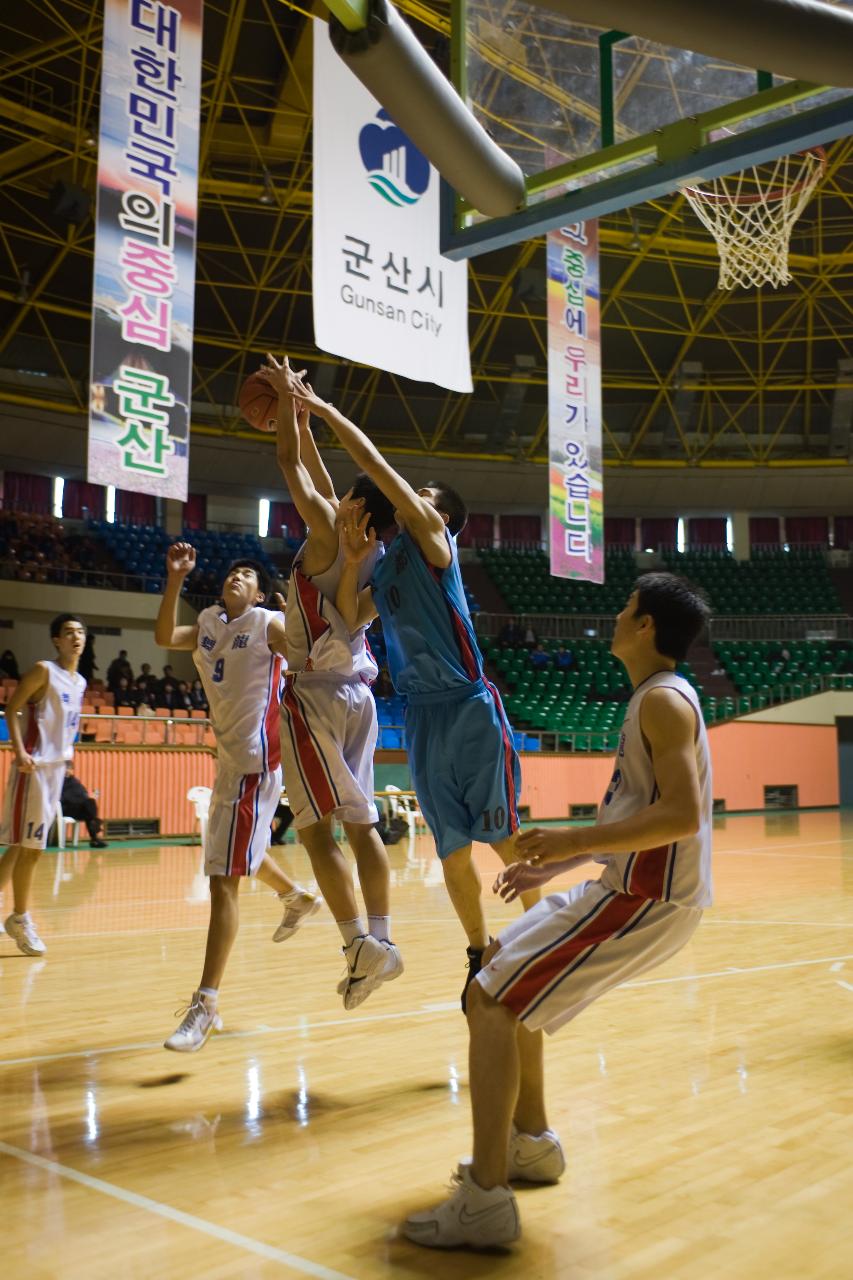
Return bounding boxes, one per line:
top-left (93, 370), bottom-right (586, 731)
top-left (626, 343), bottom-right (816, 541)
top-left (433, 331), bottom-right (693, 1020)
top-left (187, 785), bottom-right (212, 853)
top-left (383, 784), bottom-right (425, 838)
top-left (55, 803), bottom-right (81, 851)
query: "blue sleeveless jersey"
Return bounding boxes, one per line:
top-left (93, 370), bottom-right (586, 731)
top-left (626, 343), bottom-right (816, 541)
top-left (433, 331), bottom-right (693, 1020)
top-left (371, 528), bottom-right (483, 697)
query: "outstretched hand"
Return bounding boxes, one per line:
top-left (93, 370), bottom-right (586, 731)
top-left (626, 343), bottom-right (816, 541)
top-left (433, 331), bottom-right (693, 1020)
top-left (166, 541), bottom-right (196, 578)
top-left (339, 500), bottom-right (376, 565)
top-left (493, 861), bottom-right (559, 903)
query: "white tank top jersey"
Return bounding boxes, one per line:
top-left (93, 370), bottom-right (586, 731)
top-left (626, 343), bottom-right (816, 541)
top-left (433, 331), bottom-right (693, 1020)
top-left (194, 605), bottom-right (283, 775)
top-left (285, 542), bottom-right (382, 681)
top-left (23, 661), bottom-right (86, 764)
top-left (597, 671), bottom-right (713, 908)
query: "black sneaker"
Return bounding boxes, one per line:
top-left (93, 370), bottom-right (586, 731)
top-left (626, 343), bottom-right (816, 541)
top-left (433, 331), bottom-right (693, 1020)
top-left (89, 838), bottom-right (108, 849)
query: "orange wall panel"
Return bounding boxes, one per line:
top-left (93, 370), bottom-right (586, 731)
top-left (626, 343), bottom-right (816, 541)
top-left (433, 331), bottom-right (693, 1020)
top-left (517, 721), bottom-right (839, 818)
top-left (0, 747), bottom-right (216, 836)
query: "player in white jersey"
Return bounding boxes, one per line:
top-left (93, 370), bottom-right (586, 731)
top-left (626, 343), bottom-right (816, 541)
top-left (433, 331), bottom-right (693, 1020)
top-left (155, 546), bottom-right (321, 1052)
top-left (404, 573), bottom-right (713, 1249)
top-left (1, 613), bottom-right (87, 956)
top-left (259, 355), bottom-right (401, 1010)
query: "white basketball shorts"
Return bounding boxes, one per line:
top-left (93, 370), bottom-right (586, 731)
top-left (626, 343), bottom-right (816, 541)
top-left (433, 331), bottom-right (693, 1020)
top-left (280, 674), bottom-right (379, 830)
top-left (1, 761), bottom-right (67, 850)
top-left (206, 763), bottom-right (281, 877)
top-left (477, 878), bottom-right (702, 1035)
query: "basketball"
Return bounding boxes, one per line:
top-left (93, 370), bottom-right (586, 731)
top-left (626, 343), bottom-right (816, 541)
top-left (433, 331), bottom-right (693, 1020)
top-left (238, 372), bottom-right (278, 432)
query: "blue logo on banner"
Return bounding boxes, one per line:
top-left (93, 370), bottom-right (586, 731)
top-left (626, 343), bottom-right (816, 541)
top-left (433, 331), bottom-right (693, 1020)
top-left (358, 110), bottom-right (430, 207)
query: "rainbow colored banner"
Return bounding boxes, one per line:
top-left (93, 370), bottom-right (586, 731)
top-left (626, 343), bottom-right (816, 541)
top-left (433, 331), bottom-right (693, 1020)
top-left (87, 0), bottom-right (202, 502)
top-left (547, 221), bottom-right (603, 582)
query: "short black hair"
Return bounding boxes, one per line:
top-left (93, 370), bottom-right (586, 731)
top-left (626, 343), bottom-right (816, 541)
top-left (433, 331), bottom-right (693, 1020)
top-left (50, 612), bottom-right (85, 639)
top-left (424, 479), bottom-right (468, 537)
top-left (633, 573), bottom-right (710, 662)
top-left (222, 558), bottom-right (271, 601)
top-left (350, 472), bottom-right (396, 536)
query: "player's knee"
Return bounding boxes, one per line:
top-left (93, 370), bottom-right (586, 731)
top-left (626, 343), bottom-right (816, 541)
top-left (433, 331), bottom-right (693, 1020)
top-left (210, 874), bottom-right (240, 900)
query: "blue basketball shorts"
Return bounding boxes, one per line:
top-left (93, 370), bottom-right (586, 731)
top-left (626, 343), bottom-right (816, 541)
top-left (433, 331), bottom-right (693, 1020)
top-left (404, 678), bottom-right (522, 860)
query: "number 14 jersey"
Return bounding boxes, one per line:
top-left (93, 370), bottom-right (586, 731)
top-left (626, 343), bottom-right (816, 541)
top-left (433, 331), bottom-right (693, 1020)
top-left (194, 605), bottom-right (283, 775)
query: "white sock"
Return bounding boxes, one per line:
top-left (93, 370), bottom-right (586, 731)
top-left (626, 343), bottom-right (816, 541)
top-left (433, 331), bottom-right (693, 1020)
top-left (198, 986), bottom-right (218, 1004)
top-left (278, 884), bottom-right (306, 901)
top-left (368, 914), bottom-right (390, 942)
top-left (337, 917), bottom-right (366, 947)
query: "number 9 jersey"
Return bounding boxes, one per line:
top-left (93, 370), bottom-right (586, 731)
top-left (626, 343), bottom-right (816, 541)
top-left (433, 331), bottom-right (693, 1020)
top-left (194, 605), bottom-right (283, 775)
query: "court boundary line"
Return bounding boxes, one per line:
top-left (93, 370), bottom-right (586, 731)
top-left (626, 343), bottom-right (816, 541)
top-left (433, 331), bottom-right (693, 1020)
top-left (2, 951), bottom-right (851, 1069)
top-left (0, 1141), bottom-right (357, 1280)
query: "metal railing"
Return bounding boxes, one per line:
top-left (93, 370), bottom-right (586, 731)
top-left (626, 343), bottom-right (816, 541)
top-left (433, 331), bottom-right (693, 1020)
top-left (473, 611), bottom-right (853, 642)
top-left (1, 711), bottom-right (212, 748)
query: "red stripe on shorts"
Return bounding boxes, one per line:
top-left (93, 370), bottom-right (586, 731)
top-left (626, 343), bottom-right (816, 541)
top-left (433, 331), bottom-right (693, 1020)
top-left (283, 684), bottom-right (337, 816)
top-left (626, 844), bottom-right (671, 899)
top-left (230, 773), bottom-right (260, 876)
top-left (11, 770), bottom-right (29, 844)
top-left (500, 892), bottom-right (648, 1018)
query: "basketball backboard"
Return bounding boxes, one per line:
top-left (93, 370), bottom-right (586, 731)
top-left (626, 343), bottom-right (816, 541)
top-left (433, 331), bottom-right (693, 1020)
top-left (441, 0), bottom-right (853, 258)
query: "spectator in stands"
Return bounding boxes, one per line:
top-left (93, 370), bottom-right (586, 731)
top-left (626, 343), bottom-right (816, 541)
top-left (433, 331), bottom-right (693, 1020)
top-left (113, 676), bottom-right (135, 709)
top-left (555, 644), bottom-right (574, 671)
top-left (107, 649), bottom-right (132, 692)
top-left (0, 649), bottom-right (19, 680)
top-left (190, 678), bottom-right (208, 712)
top-left (176, 680), bottom-right (193, 712)
top-left (523, 624), bottom-right (538, 650)
top-left (530, 642), bottom-right (551, 671)
top-left (137, 662), bottom-right (156, 694)
top-left (159, 664), bottom-right (178, 700)
top-left (78, 634), bottom-right (97, 684)
top-left (61, 767), bottom-right (108, 849)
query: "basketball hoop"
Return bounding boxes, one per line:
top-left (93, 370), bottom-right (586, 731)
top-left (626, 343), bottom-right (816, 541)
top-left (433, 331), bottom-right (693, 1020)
top-left (681, 146), bottom-right (826, 290)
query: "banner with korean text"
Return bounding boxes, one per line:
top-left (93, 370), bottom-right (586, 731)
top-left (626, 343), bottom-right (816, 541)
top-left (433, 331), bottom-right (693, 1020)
top-left (88, 0), bottom-right (202, 502)
top-left (547, 221), bottom-right (603, 583)
top-left (312, 26), bottom-right (472, 394)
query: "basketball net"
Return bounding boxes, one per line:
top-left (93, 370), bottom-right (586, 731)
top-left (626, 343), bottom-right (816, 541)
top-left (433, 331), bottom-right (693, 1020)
top-left (681, 147), bottom-right (825, 290)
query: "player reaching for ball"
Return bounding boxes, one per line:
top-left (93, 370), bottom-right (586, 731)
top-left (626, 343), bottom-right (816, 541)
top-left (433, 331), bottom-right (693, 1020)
top-left (155, 545), bottom-right (322, 1053)
top-left (273, 360), bottom-right (538, 1010)
top-left (257, 355), bottom-right (402, 1010)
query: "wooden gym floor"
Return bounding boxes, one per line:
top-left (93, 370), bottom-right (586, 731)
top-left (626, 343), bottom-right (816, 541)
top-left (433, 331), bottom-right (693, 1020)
top-left (2, 810), bottom-right (852, 1279)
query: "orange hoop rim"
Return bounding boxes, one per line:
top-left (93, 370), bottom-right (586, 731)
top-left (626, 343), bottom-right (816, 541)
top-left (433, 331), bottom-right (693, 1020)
top-left (681, 145), bottom-right (826, 207)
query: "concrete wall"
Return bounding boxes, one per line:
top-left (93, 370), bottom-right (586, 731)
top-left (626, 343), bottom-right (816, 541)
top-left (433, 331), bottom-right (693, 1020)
top-left (0, 580), bottom-right (198, 681)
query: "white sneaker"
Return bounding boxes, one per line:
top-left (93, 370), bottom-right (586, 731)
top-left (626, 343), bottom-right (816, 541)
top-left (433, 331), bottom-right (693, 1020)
top-left (508, 1127), bottom-right (565, 1183)
top-left (164, 991), bottom-right (223, 1053)
top-left (336, 938), bottom-right (403, 994)
top-left (4, 912), bottom-right (46, 956)
top-left (340, 934), bottom-right (389, 1010)
top-left (273, 889), bottom-right (323, 942)
top-left (402, 1164), bottom-right (520, 1249)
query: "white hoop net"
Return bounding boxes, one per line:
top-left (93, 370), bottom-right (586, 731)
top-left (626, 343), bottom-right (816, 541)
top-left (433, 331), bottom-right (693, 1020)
top-left (681, 148), bottom-right (825, 290)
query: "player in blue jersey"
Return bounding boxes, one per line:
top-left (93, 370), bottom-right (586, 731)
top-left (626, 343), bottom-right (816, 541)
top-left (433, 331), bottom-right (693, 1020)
top-left (277, 366), bottom-right (538, 1004)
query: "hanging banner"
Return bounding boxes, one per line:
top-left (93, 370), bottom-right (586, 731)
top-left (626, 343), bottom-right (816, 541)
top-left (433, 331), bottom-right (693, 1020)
top-left (547, 220), bottom-right (603, 582)
top-left (312, 25), bottom-right (472, 394)
top-left (88, 0), bottom-right (202, 502)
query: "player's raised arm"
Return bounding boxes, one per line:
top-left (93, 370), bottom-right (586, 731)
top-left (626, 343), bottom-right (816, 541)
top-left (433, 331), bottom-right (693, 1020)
top-left (285, 367), bottom-right (450, 569)
top-left (297, 403), bottom-right (338, 510)
top-left (4, 663), bottom-right (49, 772)
top-left (336, 501), bottom-right (379, 633)
top-left (259, 356), bottom-right (338, 565)
top-left (155, 543), bottom-right (200, 651)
